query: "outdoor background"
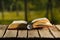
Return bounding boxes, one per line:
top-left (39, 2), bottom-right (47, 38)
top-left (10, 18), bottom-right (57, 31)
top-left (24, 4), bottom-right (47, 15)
top-left (0, 0), bottom-right (60, 24)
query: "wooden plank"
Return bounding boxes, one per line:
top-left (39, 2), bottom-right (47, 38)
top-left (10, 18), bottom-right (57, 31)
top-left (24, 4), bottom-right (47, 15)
top-left (55, 25), bottom-right (60, 30)
top-left (0, 25), bottom-right (8, 37)
top-left (39, 28), bottom-right (53, 38)
top-left (49, 26), bottom-right (60, 38)
top-left (3, 30), bottom-right (17, 37)
top-left (18, 30), bottom-right (27, 38)
top-left (0, 30), bottom-right (6, 37)
top-left (28, 30), bottom-right (39, 38)
top-left (0, 25), bottom-right (8, 30)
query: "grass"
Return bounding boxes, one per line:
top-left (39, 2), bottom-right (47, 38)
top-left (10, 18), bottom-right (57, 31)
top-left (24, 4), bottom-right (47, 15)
top-left (0, 11), bottom-right (25, 24)
top-left (2, 11), bottom-right (24, 20)
top-left (0, 8), bottom-right (60, 24)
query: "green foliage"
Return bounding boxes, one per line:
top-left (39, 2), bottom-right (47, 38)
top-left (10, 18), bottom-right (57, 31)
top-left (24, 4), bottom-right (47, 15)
top-left (0, 0), bottom-right (60, 24)
top-left (0, 0), bottom-right (60, 11)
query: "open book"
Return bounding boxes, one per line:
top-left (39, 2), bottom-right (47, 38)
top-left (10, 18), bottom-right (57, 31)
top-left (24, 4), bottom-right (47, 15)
top-left (8, 18), bottom-right (53, 30)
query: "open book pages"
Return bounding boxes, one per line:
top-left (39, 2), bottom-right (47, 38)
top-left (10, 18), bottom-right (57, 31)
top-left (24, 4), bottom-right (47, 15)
top-left (11, 20), bottom-right (27, 24)
top-left (8, 18), bottom-right (53, 30)
top-left (27, 18), bottom-right (53, 29)
top-left (8, 20), bottom-right (27, 30)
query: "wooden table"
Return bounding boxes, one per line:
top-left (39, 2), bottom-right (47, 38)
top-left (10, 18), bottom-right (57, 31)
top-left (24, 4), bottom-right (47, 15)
top-left (0, 25), bottom-right (60, 38)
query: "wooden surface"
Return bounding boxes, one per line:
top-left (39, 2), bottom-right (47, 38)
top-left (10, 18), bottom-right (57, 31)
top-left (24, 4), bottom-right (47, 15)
top-left (55, 25), bottom-right (60, 30)
top-left (49, 25), bottom-right (60, 38)
top-left (18, 30), bottom-right (27, 38)
top-left (3, 30), bottom-right (17, 38)
top-left (0, 25), bottom-right (8, 37)
top-left (39, 28), bottom-right (53, 38)
top-left (0, 25), bottom-right (60, 38)
top-left (28, 30), bottom-right (39, 38)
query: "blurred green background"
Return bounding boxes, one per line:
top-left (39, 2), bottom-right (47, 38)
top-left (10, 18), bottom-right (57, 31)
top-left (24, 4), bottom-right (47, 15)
top-left (0, 0), bottom-right (60, 24)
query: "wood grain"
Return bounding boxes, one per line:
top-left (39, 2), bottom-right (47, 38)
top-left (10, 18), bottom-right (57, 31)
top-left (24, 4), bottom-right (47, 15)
top-left (0, 25), bottom-right (8, 37)
top-left (3, 30), bottom-right (17, 37)
top-left (49, 26), bottom-right (60, 38)
top-left (55, 25), bottom-right (60, 30)
top-left (18, 30), bottom-right (27, 38)
top-left (39, 28), bottom-right (53, 38)
top-left (28, 30), bottom-right (39, 38)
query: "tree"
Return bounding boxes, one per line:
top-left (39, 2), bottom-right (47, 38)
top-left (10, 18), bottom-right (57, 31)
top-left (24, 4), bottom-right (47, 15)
top-left (24, 0), bottom-right (28, 21)
top-left (55, 0), bottom-right (60, 8)
top-left (1, 0), bottom-right (5, 20)
top-left (16, 0), bottom-right (19, 16)
top-left (45, 0), bottom-right (54, 24)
